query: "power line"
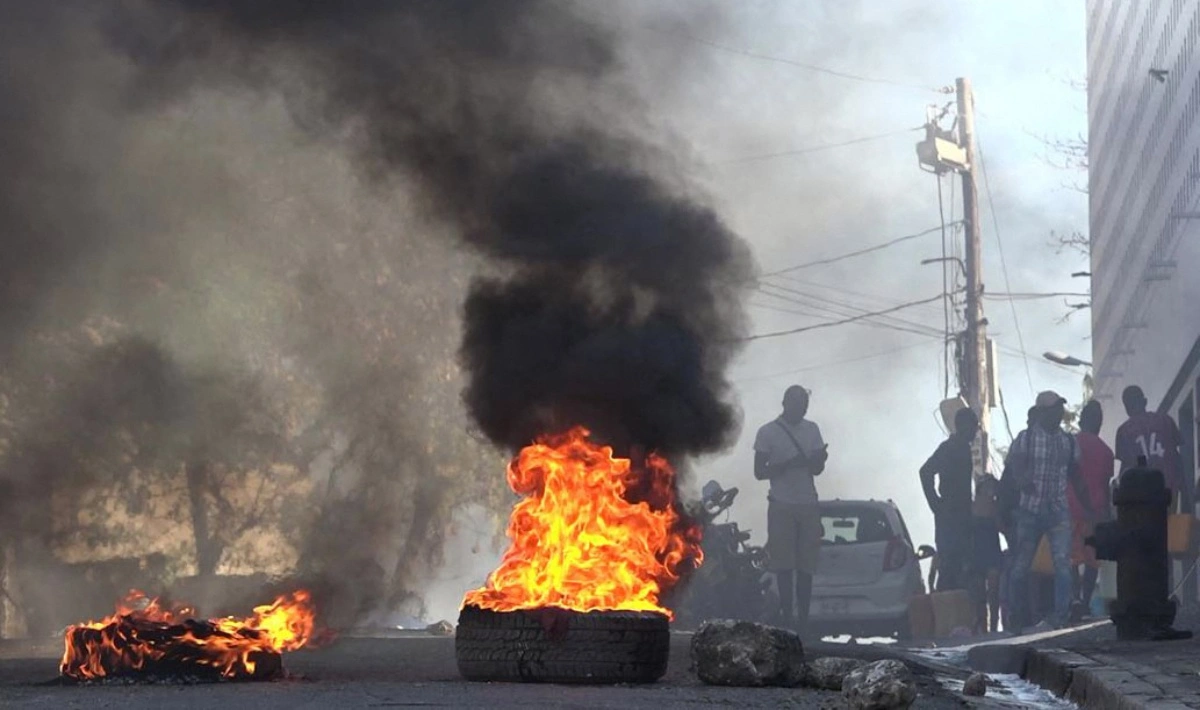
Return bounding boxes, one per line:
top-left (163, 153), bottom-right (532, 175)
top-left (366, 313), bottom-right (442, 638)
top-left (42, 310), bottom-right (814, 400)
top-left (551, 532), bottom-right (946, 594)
top-left (760, 280), bottom-right (951, 329)
top-left (750, 294), bottom-right (948, 342)
top-left (751, 285), bottom-right (1062, 379)
top-left (751, 290), bottom-right (940, 339)
top-left (755, 279), bottom-right (951, 335)
top-left (734, 341), bottom-right (937, 384)
top-left (997, 386), bottom-right (1016, 442)
top-left (937, 173), bottom-right (951, 397)
top-left (760, 225), bottom-right (954, 277)
top-left (719, 127), bottom-right (923, 165)
top-left (753, 283), bottom-right (948, 340)
top-left (741, 294), bottom-right (945, 342)
top-left (657, 28), bottom-right (945, 93)
top-left (977, 135), bottom-right (1035, 397)
top-left (764, 273), bottom-right (949, 314)
top-left (983, 292), bottom-right (1092, 300)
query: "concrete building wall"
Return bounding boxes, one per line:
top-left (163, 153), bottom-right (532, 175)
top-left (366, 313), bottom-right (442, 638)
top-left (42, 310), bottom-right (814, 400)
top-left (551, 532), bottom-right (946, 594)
top-left (1087, 0), bottom-right (1200, 455)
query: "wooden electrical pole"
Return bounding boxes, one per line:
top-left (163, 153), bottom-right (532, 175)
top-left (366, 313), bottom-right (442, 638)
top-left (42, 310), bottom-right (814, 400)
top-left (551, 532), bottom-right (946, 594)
top-left (957, 77), bottom-right (990, 470)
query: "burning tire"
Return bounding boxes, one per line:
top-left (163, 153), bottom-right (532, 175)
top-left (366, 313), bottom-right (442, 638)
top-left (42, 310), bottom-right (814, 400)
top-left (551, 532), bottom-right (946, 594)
top-left (455, 604), bottom-right (670, 684)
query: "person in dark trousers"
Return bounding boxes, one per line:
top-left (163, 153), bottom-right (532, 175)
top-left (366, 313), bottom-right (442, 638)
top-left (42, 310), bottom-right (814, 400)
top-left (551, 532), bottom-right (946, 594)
top-left (970, 471), bottom-right (1003, 633)
top-left (998, 405), bottom-right (1039, 632)
top-left (754, 385), bottom-right (828, 631)
top-left (1006, 391), bottom-right (1094, 631)
top-left (920, 407), bottom-right (979, 591)
top-left (1070, 400), bottom-right (1114, 615)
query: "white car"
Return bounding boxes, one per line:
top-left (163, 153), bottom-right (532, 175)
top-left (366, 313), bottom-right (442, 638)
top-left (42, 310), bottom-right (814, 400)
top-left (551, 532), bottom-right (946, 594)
top-left (808, 499), bottom-right (930, 640)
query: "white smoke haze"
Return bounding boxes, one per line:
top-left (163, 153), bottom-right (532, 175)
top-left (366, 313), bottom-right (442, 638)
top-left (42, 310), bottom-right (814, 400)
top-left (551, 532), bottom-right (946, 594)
top-left (665, 3), bottom-right (1091, 554)
top-left (0, 0), bottom-right (1088, 633)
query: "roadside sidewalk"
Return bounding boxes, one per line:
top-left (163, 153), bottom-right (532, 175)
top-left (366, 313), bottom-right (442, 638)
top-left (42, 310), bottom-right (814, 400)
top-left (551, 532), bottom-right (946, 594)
top-left (969, 622), bottom-right (1200, 709)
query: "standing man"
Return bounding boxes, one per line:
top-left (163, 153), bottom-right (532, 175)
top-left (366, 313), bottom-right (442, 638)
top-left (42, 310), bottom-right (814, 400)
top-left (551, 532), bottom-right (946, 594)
top-left (919, 407), bottom-right (979, 591)
top-left (970, 472), bottom-right (1003, 633)
top-left (754, 385), bottom-right (828, 631)
top-left (1070, 400), bottom-right (1114, 615)
top-left (1006, 391), bottom-right (1093, 631)
top-left (997, 405), bottom-right (1041, 632)
top-left (1116, 385), bottom-right (1186, 504)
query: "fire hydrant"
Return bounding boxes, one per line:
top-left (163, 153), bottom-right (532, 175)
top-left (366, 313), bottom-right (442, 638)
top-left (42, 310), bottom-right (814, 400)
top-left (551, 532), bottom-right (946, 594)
top-left (1086, 459), bottom-right (1192, 641)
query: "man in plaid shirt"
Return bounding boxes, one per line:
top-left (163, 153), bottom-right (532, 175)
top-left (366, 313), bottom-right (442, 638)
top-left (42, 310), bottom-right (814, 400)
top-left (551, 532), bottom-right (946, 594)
top-left (1004, 390), bottom-right (1094, 631)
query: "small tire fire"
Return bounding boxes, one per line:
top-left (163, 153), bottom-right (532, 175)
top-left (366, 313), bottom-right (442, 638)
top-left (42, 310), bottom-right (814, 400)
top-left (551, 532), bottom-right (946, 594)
top-left (59, 590), bottom-right (315, 683)
top-left (455, 605), bottom-right (670, 684)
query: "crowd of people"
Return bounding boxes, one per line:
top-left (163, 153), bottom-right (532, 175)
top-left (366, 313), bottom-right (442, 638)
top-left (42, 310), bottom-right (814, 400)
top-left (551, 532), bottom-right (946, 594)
top-left (922, 385), bottom-right (1189, 634)
top-left (749, 382), bottom-right (1189, 637)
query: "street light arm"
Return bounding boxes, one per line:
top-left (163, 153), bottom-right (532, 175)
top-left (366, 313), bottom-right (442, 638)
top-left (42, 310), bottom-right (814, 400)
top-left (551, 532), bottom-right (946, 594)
top-left (921, 256), bottom-right (968, 278)
top-left (1043, 350), bottom-right (1093, 368)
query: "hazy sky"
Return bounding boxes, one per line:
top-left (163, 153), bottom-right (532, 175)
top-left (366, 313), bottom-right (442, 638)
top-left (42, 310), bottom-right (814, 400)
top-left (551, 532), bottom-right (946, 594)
top-left (624, 1), bottom-right (1091, 551)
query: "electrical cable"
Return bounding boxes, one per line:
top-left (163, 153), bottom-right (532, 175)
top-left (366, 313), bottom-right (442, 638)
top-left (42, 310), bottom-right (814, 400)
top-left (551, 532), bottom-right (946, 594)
top-left (753, 283), bottom-right (948, 340)
top-left (763, 273), bottom-right (949, 317)
top-left (751, 284), bottom-right (1062, 381)
top-left (997, 386), bottom-right (1016, 442)
top-left (656, 28), bottom-right (945, 92)
top-left (741, 294), bottom-right (945, 342)
top-left (734, 341), bottom-right (938, 384)
top-left (1171, 556), bottom-right (1200, 599)
top-left (937, 173), bottom-right (951, 398)
top-left (751, 293), bottom-right (947, 342)
top-left (977, 134), bottom-right (1035, 397)
top-left (719, 127), bottom-right (923, 165)
top-left (983, 292), bottom-right (1092, 300)
top-left (753, 284), bottom-right (952, 343)
top-left (760, 225), bottom-right (954, 277)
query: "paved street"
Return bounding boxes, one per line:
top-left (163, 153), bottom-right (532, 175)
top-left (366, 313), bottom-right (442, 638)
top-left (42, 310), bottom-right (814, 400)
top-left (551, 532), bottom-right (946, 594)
top-left (0, 633), bottom-right (1000, 709)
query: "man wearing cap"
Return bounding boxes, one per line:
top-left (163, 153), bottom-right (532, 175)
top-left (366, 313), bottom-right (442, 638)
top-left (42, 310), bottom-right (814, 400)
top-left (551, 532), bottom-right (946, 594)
top-left (1004, 391), bottom-right (1093, 630)
top-left (754, 385), bottom-right (829, 631)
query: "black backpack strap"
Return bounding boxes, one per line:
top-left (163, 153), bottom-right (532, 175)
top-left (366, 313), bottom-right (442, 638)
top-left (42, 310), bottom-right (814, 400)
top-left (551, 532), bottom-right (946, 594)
top-left (775, 419), bottom-right (806, 455)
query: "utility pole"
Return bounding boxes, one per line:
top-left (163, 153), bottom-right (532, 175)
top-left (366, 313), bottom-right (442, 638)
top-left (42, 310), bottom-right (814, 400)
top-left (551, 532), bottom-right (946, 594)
top-left (957, 77), bottom-right (990, 473)
top-left (916, 78), bottom-right (992, 474)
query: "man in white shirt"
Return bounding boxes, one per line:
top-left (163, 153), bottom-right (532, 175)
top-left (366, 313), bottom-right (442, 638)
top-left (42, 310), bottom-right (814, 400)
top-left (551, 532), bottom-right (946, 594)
top-left (754, 385), bottom-right (828, 631)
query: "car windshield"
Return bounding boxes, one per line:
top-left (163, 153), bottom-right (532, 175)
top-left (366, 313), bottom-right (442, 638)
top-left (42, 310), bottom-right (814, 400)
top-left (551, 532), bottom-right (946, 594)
top-left (819, 507), bottom-right (893, 545)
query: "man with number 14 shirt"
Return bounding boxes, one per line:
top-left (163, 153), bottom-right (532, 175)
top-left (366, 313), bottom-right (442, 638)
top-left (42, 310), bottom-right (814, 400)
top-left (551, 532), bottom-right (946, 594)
top-left (1115, 385), bottom-right (1187, 503)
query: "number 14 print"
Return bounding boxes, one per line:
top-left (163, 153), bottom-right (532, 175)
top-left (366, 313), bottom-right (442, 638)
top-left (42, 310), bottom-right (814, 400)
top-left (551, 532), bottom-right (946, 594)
top-left (1137, 433), bottom-right (1166, 459)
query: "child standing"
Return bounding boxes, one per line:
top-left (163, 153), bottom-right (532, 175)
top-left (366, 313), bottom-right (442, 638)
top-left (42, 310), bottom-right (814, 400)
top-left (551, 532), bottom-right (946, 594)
top-left (971, 473), bottom-right (1004, 634)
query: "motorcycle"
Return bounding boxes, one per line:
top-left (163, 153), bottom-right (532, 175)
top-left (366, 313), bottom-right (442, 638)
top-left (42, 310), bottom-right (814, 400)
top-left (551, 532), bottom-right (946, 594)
top-left (674, 480), bottom-right (776, 628)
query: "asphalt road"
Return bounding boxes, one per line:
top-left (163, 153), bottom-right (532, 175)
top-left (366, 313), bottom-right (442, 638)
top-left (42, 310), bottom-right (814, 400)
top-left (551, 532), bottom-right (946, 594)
top-left (0, 633), bottom-right (986, 709)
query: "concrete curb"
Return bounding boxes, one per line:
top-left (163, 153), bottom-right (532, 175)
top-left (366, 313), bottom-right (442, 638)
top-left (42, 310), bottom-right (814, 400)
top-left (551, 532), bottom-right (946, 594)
top-left (968, 643), bottom-right (1193, 710)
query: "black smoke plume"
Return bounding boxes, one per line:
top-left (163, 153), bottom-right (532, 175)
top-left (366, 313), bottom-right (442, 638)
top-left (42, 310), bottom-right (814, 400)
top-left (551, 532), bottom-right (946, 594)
top-left (107, 0), bottom-right (751, 456)
top-left (0, 0), bottom-right (750, 631)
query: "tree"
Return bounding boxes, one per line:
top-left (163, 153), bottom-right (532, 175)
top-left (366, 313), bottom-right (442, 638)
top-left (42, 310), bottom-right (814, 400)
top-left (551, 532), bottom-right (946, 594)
top-left (1034, 78), bottom-right (1092, 323)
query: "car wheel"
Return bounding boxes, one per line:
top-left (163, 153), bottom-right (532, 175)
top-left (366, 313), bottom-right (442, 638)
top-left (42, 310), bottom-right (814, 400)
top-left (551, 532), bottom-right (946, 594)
top-left (455, 605), bottom-right (670, 684)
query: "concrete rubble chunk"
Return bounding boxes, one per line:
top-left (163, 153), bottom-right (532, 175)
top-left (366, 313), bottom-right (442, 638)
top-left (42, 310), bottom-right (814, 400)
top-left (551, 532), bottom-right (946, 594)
top-left (690, 619), bottom-right (806, 687)
top-left (802, 656), bottom-right (866, 690)
top-left (426, 620), bottom-right (454, 636)
top-left (842, 659), bottom-right (917, 709)
top-left (962, 672), bottom-right (988, 697)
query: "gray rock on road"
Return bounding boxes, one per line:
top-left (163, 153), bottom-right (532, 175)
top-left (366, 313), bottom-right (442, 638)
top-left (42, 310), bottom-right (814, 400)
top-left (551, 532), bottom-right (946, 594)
top-left (802, 656), bottom-right (866, 691)
top-left (690, 619), bottom-right (806, 687)
top-left (961, 672), bottom-right (988, 697)
top-left (842, 659), bottom-right (917, 709)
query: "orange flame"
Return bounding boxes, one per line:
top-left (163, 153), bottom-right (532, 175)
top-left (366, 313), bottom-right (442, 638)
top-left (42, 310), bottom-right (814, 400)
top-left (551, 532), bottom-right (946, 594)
top-left (60, 589), bottom-right (316, 680)
top-left (462, 427), bottom-right (701, 618)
